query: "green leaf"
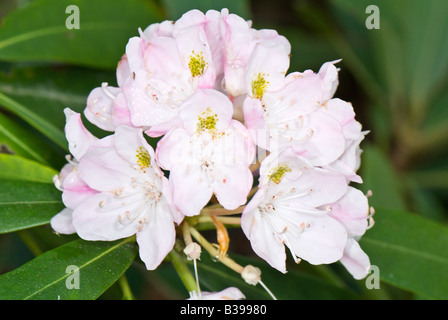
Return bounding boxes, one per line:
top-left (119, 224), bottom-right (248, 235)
top-left (0, 66), bottom-right (115, 150)
top-left (0, 179), bottom-right (63, 234)
top-left (358, 143), bottom-right (407, 211)
top-left (162, 0), bottom-right (251, 20)
top-left (0, 154), bottom-right (58, 183)
top-left (0, 238), bottom-right (137, 300)
top-left (0, 112), bottom-right (59, 166)
top-left (360, 207), bottom-right (448, 299)
top-left (0, 0), bottom-right (162, 69)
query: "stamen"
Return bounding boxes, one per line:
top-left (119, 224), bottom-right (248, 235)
top-left (275, 203), bottom-right (330, 216)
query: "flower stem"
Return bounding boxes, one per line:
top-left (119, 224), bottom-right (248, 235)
top-left (197, 216), bottom-right (241, 225)
top-left (189, 226), bottom-right (244, 274)
top-left (17, 230), bottom-right (42, 256)
top-left (168, 249), bottom-right (197, 293)
top-left (118, 274), bottom-right (135, 300)
top-left (201, 205), bottom-right (245, 216)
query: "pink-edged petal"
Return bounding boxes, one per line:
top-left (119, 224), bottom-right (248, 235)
top-left (173, 10), bottom-right (216, 88)
top-left (64, 108), bottom-right (97, 160)
top-left (169, 162), bottom-right (213, 216)
top-left (142, 20), bottom-right (174, 39)
top-left (241, 203), bottom-right (287, 273)
top-left (190, 287), bottom-right (246, 300)
top-left (123, 37), bottom-right (189, 128)
top-left (317, 59), bottom-right (340, 100)
top-left (136, 203), bottom-right (176, 270)
top-left (72, 192), bottom-right (140, 241)
top-left (213, 119), bottom-right (255, 166)
top-left (325, 98), bottom-right (362, 140)
top-left (113, 126), bottom-right (163, 177)
top-left (145, 117), bottom-right (181, 138)
top-left (84, 85), bottom-right (120, 132)
top-left (212, 164), bottom-right (253, 210)
top-left (50, 208), bottom-right (76, 235)
top-left (258, 148), bottom-right (311, 186)
top-left (61, 170), bottom-right (98, 209)
top-left (280, 209), bottom-right (347, 265)
top-left (263, 72), bottom-right (326, 117)
top-left (116, 54), bottom-right (131, 87)
top-left (77, 147), bottom-right (134, 192)
top-left (155, 127), bottom-right (192, 170)
top-left (222, 13), bottom-right (256, 96)
top-left (112, 92), bottom-right (133, 128)
top-left (243, 97), bottom-right (269, 150)
top-left (288, 167), bottom-right (348, 208)
top-left (204, 9), bottom-right (228, 76)
top-left (328, 187), bottom-right (369, 237)
top-left (340, 238), bottom-right (371, 280)
top-left (161, 177), bottom-right (184, 224)
top-left (290, 111), bottom-right (345, 166)
top-left (246, 40), bottom-right (290, 98)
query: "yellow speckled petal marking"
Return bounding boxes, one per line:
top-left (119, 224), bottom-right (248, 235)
top-left (136, 146), bottom-right (151, 170)
top-left (188, 51), bottom-right (207, 77)
top-left (268, 164), bottom-right (291, 184)
top-left (251, 73), bottom-right (269, 99)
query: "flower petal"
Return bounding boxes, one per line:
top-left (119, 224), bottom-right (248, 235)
top-left (328, 187), bottom-right (369, 237)
top-left (281, 208), bottom-right (347, 265)
top-left (72, 192), bottom-right (140, 241)
top-left (169, 162), bottom-right (213, 216)
top-left (136, 203), bottom-right (176, 270)
top-left (64, 108), bottom-right (97, 160)
top-left (213, 164), bottom-right (253, 210)
top-left (50, 208), bottom-right (76, 235)
top-left (340, 238), bottom-right (371, 280)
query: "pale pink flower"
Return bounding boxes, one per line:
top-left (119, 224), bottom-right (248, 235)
top-left (84, 83), bottom-right (132, 132)
top-left (188, 287), bottom-right (246, 300)
top-left (244, 29), bottom-right (291, 100)
top-left (120, 10), bottom-right (220, 137)
top-left (156, 89), bottom-right (255, 216)
top-left (241, 148), bottom-right (349, 273)
top-left (51, 108), bottom-right (104, 234)
top-left (244, 61), bottom-right (363, 168)
top-left (71, 125), bottom-right (181, 270)
top-left (327, 187), bottom-right (371, 279)
top-left (321, 98), bottom-right (368, 183)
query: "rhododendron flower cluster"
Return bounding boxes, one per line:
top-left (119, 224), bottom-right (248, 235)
top-left (51, 8), bottom-right (373, 298)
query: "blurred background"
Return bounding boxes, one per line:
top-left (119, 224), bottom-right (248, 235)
top-left (0, 0), bottom-right (447, 300)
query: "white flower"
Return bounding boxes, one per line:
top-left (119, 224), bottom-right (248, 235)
top-left (241, 148), bottom-right (349, 273)
top-left (156, 89), bottom-right (255, 216)
top-left (71, 125), bottom-right (181, 270)
top-left (188, 287), bottom-right (246, 300)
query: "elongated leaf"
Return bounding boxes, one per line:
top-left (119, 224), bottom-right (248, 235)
top-left (0, 179), bottom-right (63, 234)
top-left (358, 143), bottom-right (407, 211)
top-left (360, 207), bottom-right (448, 299)
top-left (0, 238), bottom-right (137, 300)
top-left (0, 154), bottom-right (58, 183)
top-left (0, 112), bottom-right (60, 166)
top-left (0, 66), bottom-right (115, 150)
top-left (0, 0), bottom-right (161, 69)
